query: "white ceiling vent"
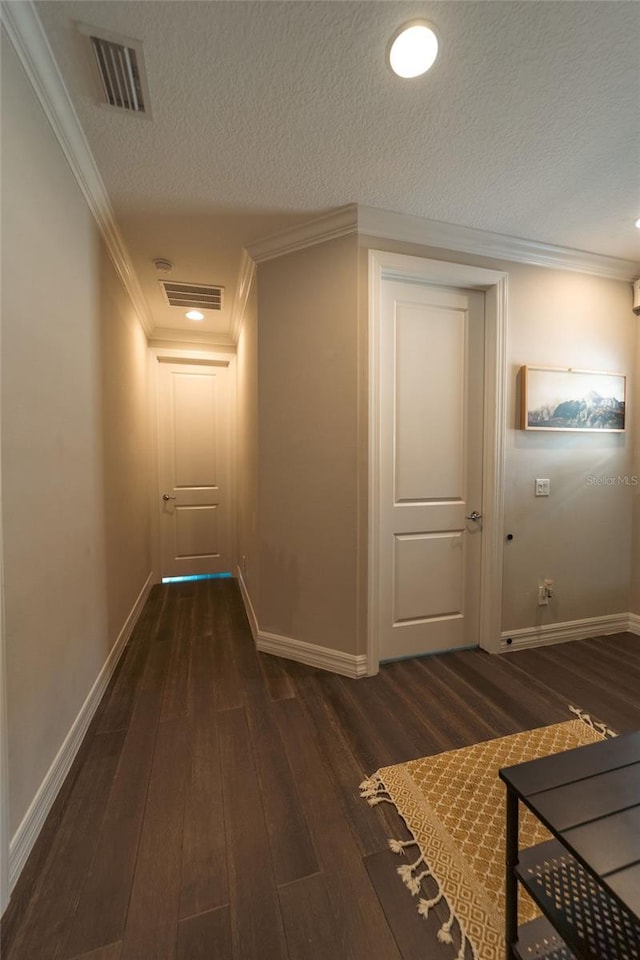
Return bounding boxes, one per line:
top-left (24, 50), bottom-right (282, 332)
top-left (160, 281), bottom-right (225, 311)
top-left (77, 23), bottom-right (151, 117)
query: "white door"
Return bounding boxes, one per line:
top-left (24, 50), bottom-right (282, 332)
top-left (378, 281), bottom-right (485, 660)
top-left (157, 360), bottom-right (233, 578)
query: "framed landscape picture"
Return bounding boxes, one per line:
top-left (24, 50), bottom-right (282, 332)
top-left (521, 366), bottom-right (626, 432)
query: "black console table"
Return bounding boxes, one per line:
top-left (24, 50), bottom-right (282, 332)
top-left (499, 729), bottom-right (640, 959)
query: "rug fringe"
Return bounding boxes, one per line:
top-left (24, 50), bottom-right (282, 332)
top-left (455, 939), bottom-right (468, 960)
top-left (390, 833), bottom-right (475, 958)
top-left (360, 716), bottom-right (615, 960)
top-left (388, 838), bottom-right (416, 854)
top-left (407, 868), bottom-right (432, 895)
top-left (417, 890), bottom-right (443, 916)
top-left (437, 904), bottom-right (455, 944)
top-left (359, 774), bottom-right (394, 806)
top-left (569, 703), bottom-right (617, 739)
top-left (389, 839), bottom-right (434, 894)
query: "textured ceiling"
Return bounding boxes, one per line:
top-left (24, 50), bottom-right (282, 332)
top-left (35, 0), bottom-right (640, 337)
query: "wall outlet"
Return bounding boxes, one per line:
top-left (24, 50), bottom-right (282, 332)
top-left (535, 478), bottom-right (550, 496)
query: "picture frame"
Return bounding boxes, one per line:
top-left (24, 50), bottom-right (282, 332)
top-left (520, 366), bottom-right (626, 432)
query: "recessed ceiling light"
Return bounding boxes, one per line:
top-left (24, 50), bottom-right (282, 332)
top-left (388, 20), bottom-right (439, 79)
top-left (185, 310), bottom-right (204, 321)
top-left (635, 217), bottom-right (640, 229)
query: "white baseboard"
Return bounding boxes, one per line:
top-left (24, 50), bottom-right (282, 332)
top-left (628, 613), bottom-right (640, 636)
top-left (235, 568), bottom-right (366, 678)
top-left (8, 571), bottom-right (154, 892)
top-left (256, 631), bottom-right (367, 679)
top-left (501, 612), bottom-right (630, 652)
top-left (236, 566), bottom-right (258, 641)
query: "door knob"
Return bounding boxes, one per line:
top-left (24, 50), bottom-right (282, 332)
top-left (162, 493), bottom-right (177, 501)
top-left (465, 510), bottom-right (482, 521)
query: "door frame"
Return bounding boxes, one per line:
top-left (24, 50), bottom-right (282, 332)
top-left (148, 347), bottom-right (237, 583)
top-left (0, 372), bottom-right (8, 912)
top-left (367, 250), bottom-right (508, 674)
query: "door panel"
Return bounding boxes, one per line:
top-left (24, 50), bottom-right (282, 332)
top-left (379, 282), bottom-right (484, 660)
top-left (158, 361), bottom-right (232, 577)
top-left (394, 532), bottom-right (463, 622)
top-left (395, 300), bottom-right (465, 500)
top-left (172, 373), bottom-right (218, 486)
top-left (175, 504), bottom-right (219, 558)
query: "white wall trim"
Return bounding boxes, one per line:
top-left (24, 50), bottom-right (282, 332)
top-left (0, 1), bottom-right (153, 337)
top-left (3, 0), bottom-right (634, 358)
top-left (358, 205), bottom-right (639, 282)
top-left (628, 613), bottom-right (640, 636)
top-left (367, 251), bottom-right (508, 674)
top-left (501, 613), bottom-right (631, 652)
top-left (366, 253), bottom-right (383, 676)
top-left (236, 569), bottom-right (366, 678)
top-left (236, 567), bottom-right (258, 641)
top-left (480, 279), bottom-right (508, 654)
top-left (246, 205), bottom-right (358, 263)
top-left (230, 251), bottom-right (257, 344)
top-left (256, 631), bottom-right (367, 679)
top-left (149, 328), bottom-right (234, 348)
top-left (8, 571), bottom-right (153, 893)
top-left (0, 275), bottom-right (8, 913)
top-left (245, 203), bottom-right (637, 281)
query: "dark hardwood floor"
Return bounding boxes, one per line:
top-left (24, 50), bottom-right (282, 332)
top-left (2, 579), bottom-right (639, 960)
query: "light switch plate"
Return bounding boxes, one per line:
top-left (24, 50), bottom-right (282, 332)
top-left (535, 478), bottom-right (550, 496)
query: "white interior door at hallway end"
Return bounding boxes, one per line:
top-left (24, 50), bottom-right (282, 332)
top-left (157, 360), bottom-right (232, 578)
top-left (378, 281), bottom-right (485, 661)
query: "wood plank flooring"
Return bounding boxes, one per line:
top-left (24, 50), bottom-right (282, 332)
top-left (2, 579), bottom-right (639, 960)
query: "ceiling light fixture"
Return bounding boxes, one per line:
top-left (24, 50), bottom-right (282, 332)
top-left (185, 310), bottom-right (204, 321)
top-left (635, 218), bottom-right (640, 229)
top-left (387, 20), bottom-right (439, 79)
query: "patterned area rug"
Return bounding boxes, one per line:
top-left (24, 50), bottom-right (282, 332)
top-left (360, 708), bottom-right (614, 960)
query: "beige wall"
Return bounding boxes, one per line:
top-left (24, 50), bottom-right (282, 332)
top-left (359, 238), bottom-right (636, 636)
top-left (236, 279), bottom-right (259, 598)
top-left (503, 265), bottom-right (634, 630)
top-left (1, 34), bottom-right (151, 838)
top-left (256, 233), bottom-right (635, 658)
top-left (257, 236), bottom-right (361, 653)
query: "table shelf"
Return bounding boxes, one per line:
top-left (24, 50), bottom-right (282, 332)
top-left (513, 916), bottom-right (574, 960)
top-left (516, 839), bottom-right (640, 960)
top-left (499, 730), bottom-right (640, 960)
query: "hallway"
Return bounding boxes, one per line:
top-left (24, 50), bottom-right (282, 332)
top-left (2, 578), bottom-right (640, 960)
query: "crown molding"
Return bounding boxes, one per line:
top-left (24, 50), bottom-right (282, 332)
top-left (245, 201), bottom-right (637, 281)
top-left (246, 204), bottom-right (358, 263)
top-left (149, 327), bottom-right (234, 348)
top-left (1, 0), bottom-right (153, 336)
top-left (229, 249), bottom-right (257, 344)
top-left (358, 205), bottom-right (639, 282)
top-left (5, 0), bottom-right (634, 326)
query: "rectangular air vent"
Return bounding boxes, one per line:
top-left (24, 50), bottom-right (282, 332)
top-left (77, 23), bottom-right (151, 116)
top-left (160, 281), bottom-right (225, 311)
top-left (91, 37), bottom-right (145, 112)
